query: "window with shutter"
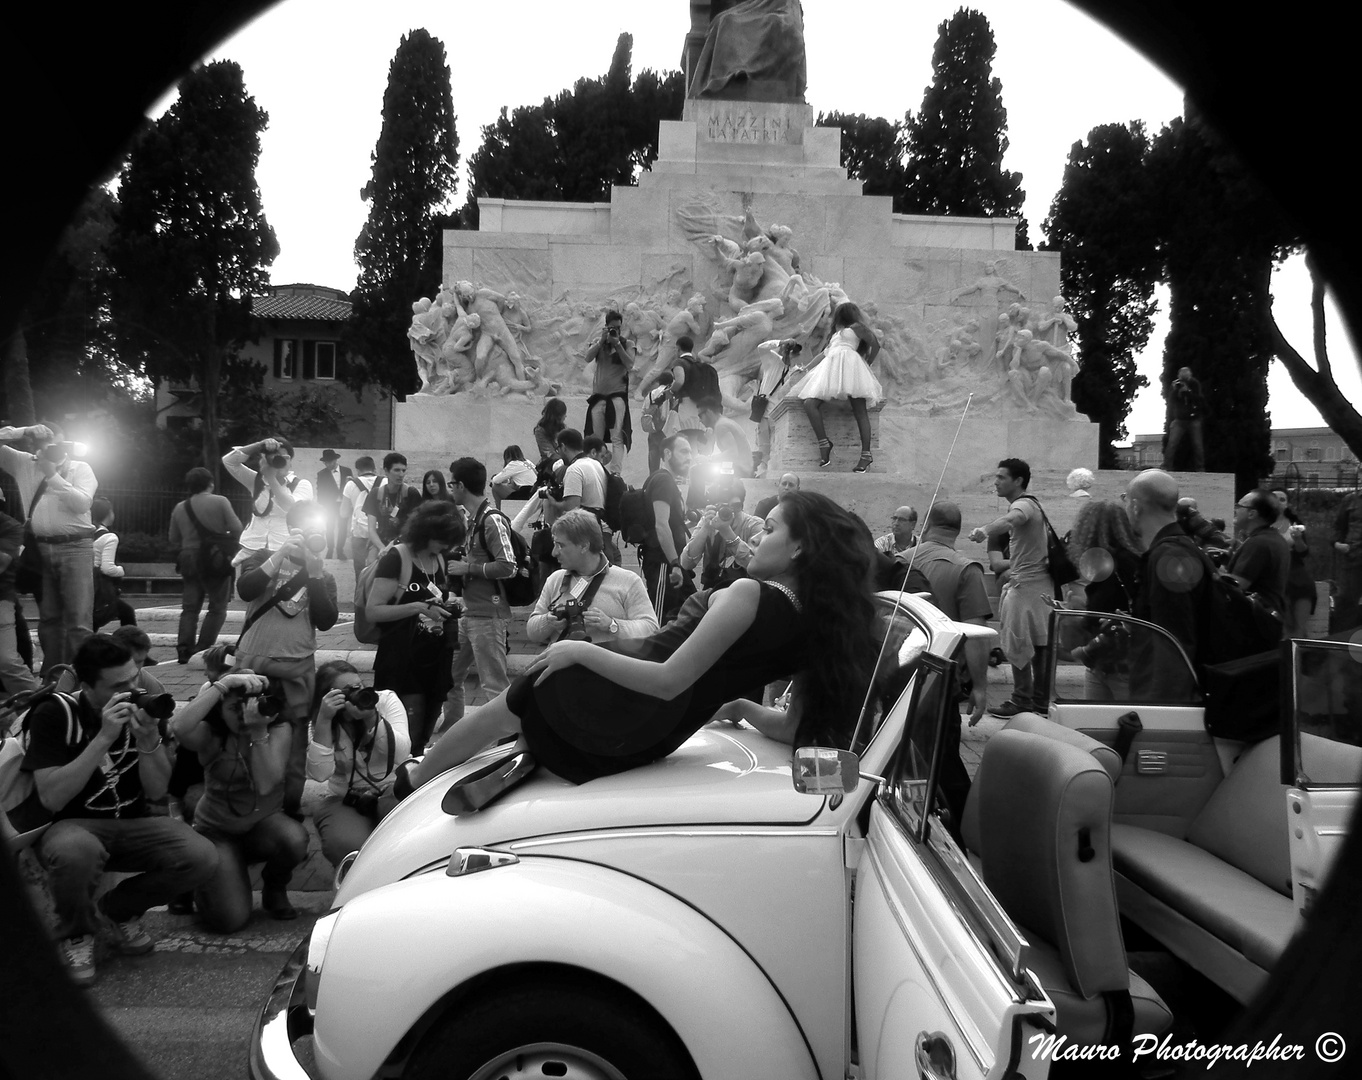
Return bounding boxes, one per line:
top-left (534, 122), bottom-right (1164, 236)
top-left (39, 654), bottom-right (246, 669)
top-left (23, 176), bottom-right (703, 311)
top-left (275, 339), bottom-right (297, 380)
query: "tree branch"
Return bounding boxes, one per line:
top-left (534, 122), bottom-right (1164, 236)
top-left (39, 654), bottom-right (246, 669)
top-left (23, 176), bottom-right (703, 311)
top-left (1307, 252), bottom-right (1332, 381)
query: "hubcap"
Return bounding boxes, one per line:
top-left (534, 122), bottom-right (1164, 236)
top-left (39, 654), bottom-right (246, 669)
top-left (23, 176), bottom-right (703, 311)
top-left (466, 1042), bottom-right (628, 1080)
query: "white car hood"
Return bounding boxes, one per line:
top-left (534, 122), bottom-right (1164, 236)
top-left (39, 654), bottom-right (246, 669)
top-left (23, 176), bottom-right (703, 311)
top-left (336, 724), bottom-right (824, 903)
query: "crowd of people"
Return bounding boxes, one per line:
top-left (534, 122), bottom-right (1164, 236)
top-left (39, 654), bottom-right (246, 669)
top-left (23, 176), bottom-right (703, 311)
top-left (3, 406), bottom-right (1362, 992)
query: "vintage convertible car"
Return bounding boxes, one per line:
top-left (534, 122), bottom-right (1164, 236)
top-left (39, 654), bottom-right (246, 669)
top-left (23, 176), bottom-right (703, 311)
top-left (249, 595), bottom-right (1357, 1080)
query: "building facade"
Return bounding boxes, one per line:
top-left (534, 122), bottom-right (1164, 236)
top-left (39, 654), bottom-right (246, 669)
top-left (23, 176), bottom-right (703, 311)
top-left (1117, 426), bottom-right (1359, 488)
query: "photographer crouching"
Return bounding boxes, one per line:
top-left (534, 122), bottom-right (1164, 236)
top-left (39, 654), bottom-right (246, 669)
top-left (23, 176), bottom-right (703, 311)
top-left (169, 671), bottom-right (307, 929)
top-left (679, 477), bottom-right (763, 590)
top-left (526, 510), bottom-right (658, 645)
top-left (234, 502), bottom-right (338, 818)
top-left (306, 660), bottom-right (410, 867)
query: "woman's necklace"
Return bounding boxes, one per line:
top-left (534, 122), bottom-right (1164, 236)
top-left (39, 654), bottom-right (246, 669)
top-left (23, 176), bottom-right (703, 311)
top-left (764, 579), bottom-right (803, 614)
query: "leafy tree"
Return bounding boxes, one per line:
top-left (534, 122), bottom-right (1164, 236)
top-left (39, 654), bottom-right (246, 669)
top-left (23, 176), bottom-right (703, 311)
top-left (815, 112), bottom-right (908, 209)
top-left (106, 60), bottom-right (279, 476)
top-left (1042, 122), bottom-right (1160, 465)
top-left (349, 29), bottom-right (459, 396)
top-left (1147, 112), bottom-right (1299, 491)
top-left (902, 8), bottom-right (1029, 248)
top-left (462, 34), bottom-right (684, 224)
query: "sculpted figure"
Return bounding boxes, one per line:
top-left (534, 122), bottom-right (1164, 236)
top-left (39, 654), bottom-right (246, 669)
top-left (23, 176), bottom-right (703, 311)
top-left (689, 0), bottom-right (807, 103)
top-left (1037, 295), bottom-right (1077, 353)
top-left (951, 259), bottom-right (1025, 307)
top-left (453, 280), bottom-right (528, 381)
top-left (706, 235), bottom-right (745, 292)
top-left (729, 249), bottom-right (767, 311)
top-left (640, 293), bottom-right (710, 397)
top-left (408, 297), bottom-right (450, 393)
top-left (439, 312), bottom-right (481, 394)
top-left (1006, 329), bottom-right (1075, 412)
top-left (501, 291), bottom-right (533, 353)
top-left (623, 301), bottom-right (665, 376)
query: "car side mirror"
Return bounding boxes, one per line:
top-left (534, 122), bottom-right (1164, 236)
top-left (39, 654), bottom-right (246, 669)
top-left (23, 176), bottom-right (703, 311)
top-left (792, 747), bottom-right (861, 795)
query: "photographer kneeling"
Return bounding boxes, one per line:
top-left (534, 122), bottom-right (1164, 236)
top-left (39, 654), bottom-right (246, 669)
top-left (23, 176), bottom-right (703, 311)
top-left (169, 671), bottom-right (307, 930)
top-left (306, 660), bottom-right (410, 867)
top-left (679, 478), bottom-right (763, 590)
top-left (526, 510), bottom-right (658, 644)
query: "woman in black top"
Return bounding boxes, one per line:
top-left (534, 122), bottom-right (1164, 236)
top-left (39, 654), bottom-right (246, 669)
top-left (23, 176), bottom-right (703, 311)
top-left (404, 491), bottom-right (877, 790)
top-left (364, 501), bottom-right (465, 754)
top-left (1065, 498), bottom-right (1143, 700)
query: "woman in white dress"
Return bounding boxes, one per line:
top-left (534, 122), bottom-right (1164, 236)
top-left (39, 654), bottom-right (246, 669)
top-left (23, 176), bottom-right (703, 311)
top-left (797, 301), bottom-right (882, 471)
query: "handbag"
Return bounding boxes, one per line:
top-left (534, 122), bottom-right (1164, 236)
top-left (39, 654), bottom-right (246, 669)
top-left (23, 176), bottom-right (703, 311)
top-left (92, 570), bottom-right (121, 627)
top-left (749, 363), bottom-right (793, 423)
top-left (1202, 648), bottom-right (1282, 742)
top-left (14, 481), bottom-right (48, 596)
top-left (1019, 494), bottom-right (1080, 592)
top-left (183, 499), bottom-right (240, 580)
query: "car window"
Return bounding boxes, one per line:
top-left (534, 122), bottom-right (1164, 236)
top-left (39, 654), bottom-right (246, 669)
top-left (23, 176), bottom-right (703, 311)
top-left (1051, 609), bottom-right (1203, 706)
top-left (884, 652), bottom-right (957, 843)
top-left (850, 600), bottom-right (932, 755)
top-left (1287, 640), bottom-right (1362, 786)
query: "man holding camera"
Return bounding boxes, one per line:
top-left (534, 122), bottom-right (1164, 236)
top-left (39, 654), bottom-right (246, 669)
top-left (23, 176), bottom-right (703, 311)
top-left (442, 457), bottom-right (517, 729)
top-left (679, 477), bottom-right (762, 590)
top-left (642, 434), bottom-right (695, 619)
top-left (0, 423), bottom-right (99, 674)
top-left (363, 452), bottom-right (422, 561)
top-left (17, 634), bottom-right (218, 987)
top-left (526, 510), bottom-right (657, 644)
top-left (1162, 366), bottom-right (1207, 471)
top-left (222, 437), bottom-right (313, 557)
top-left (234, 504), bottom-right (339, 817)
top-left (586, 309), bottom-right (634, 474)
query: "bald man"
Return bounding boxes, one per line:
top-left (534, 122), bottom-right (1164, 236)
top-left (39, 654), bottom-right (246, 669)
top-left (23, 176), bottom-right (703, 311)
top-left (876, 506), bottom-right (918, 560)
top-left (754, 473), bottom-right (799, 520)
top-left (1125, 469), bottom-right (1204, 697)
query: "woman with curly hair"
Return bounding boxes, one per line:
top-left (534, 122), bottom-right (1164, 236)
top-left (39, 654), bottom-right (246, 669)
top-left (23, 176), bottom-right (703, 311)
top-left (1065, 498), bottom-right (1142, 700)
top-left (532, 398), bottom-right (568, 463)
top-left (401, 490), bottom-right (877, 792)
top-left (365, 500), bottom-right (466, 754)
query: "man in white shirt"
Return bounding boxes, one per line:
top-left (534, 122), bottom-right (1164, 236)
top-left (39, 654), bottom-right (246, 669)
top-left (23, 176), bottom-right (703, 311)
top-left (221, 436), bottom-right (313, 558)
top-left (341, 456), bottom-right (378, 585)
top-left (0, 423), bottom-right (99, 673)
top-left (546, 429), bottom-right (607, 518)
top-left (876, 506), bottom-right (918, 560)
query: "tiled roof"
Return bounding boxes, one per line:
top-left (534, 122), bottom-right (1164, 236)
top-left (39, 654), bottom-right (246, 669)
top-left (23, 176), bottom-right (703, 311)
top-left (252, 288), bottom-right (351, 322)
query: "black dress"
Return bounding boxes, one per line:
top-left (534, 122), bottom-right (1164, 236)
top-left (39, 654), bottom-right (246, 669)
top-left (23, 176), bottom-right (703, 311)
top-left (510, 582), bottom-right (807, 784)
top-left (372, 548), bottom-right (455, 699)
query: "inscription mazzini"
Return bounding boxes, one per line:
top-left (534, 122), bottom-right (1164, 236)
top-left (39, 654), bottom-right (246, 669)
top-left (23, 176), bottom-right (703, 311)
top-left (705, 111), bottom-right (794, 144)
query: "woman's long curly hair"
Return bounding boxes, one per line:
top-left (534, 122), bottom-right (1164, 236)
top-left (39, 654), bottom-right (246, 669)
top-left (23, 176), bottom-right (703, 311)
top-left (537, 398), bottom-right (567, 440)
top-left (1066, 498), bottom-right (1140, 567)
top-left (777, 491), bottom-right (877, 749)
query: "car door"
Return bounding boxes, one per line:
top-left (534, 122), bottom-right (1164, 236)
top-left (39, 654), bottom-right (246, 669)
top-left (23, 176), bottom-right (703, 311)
top-left (1048, 609), bottom-right (1222, 836)
top-left (1283, 638), bottom-right (1362, 918)
top-left (854, 652), bottom-right (1054, 1080)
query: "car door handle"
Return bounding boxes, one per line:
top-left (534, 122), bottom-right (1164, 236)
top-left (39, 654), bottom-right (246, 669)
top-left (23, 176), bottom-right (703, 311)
top-left (915, 1031), bottom-right (957, 1080)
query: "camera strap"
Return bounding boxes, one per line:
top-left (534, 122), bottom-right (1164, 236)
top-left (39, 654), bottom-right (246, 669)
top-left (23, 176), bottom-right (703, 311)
top-left (26, 479), bottom-right (48, 521)
top-left (555, 567), bottom-right (609, 641)
top-left (235, 566), bottom-right (309, 646)
top-left (347, 718), bottom-right (396, 791)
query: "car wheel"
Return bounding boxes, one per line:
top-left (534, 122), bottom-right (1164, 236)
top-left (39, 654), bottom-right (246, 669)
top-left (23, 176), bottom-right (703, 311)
top-left (404, 977), bottom-right (695, 1080)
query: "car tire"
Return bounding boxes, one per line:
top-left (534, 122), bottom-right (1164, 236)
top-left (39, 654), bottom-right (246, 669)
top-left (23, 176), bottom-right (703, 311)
top-left (404, 976), bottom-right (696, 1080)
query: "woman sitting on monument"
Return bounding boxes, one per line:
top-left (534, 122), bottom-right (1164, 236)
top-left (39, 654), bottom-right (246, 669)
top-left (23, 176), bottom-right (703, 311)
top-left (796, 301), bottom-right (882, 473)
top-left (396, 491), bottom-right (876, 798)
top-left (533, 399), bottom-right (568, 463)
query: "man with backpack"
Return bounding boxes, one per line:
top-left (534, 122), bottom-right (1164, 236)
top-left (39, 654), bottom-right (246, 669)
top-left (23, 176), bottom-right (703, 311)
top-left (341, 456), bottom-right (378, 589)
top-left (640, 435), bottom-right (695, 620)
top-left (970, 458), bottom-right (1054, 718)
top-left (362, 452), bottom-right (421, 562)
top-left (169, 467), bottom-right (243, 665)
top-left (669, 337), bottom-right (722, 447)
top-left (441, 458), bottom-right (517, 730)
top-left (15, 634), bottom-right (219, 987)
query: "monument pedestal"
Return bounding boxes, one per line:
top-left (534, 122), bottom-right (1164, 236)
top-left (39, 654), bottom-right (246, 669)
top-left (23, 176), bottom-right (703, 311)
top-left (767, 397), bottom-right (882, 474)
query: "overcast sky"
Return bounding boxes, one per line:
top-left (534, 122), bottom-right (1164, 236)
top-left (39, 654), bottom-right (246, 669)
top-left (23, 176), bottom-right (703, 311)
top-left (173, 0), bottom-right (1359, 439)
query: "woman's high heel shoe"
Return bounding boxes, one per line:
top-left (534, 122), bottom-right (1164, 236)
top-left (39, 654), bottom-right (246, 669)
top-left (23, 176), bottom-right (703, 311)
top-left (854, 451), bottom-right (873, 473)
top-left (818, 440), bottom-right (833, 468)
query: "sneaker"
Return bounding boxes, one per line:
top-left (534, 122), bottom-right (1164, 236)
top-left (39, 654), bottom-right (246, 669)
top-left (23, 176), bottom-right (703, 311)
top-left (107, 916), bottom-right (154, 956)
top-left (989, 701), bottom-right (1027, 719)
top-left (59, 935), bottom-right (96, 988)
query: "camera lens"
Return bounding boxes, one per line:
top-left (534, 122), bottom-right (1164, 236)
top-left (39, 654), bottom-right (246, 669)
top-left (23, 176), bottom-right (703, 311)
top-left (305, 533), bottom-right (327, 554)
top-left (343, 686), bottom-right (379, 710)
top-left (129, 689), bottom-right (177, 721)
top-left (268, 454), bottom-right (289, 469)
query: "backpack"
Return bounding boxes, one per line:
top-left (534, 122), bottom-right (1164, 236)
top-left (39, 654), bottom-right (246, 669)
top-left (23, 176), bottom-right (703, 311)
top-left (473, 505), bottom-right (537, 607)
top-left (619, 486), bottom-right (654, 546)
top-left (603, 472), bottom-right (627, 532)
top-left (352, 544), bottom-right (412, 645)
top-left (2, 683), bottom-right (80, 833)
top-left (183, 499), bottom-right (240, 580)
top-left (640, 387), bottom-right (671, 434)
top-left (675, 356), bottom-right (722, 410)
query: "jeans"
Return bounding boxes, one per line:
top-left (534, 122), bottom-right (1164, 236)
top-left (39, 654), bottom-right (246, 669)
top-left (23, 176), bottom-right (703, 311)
top-left (443, 613), bottom-right (510, 723)
top-left (39, 816), bottom-right (219, 937)
top-left (230, 652), bottom-right (315, 816)
top-left (37, 537), bottom-right (94, 675)
top-left (311, 796), bottom-right (380, 868)
top-left (0, 595), bottom-right (39, 693)
top-left (194, 812), bottom-right (309, 933)
top-left (1010, 645), bottom-right (1053, 712)
top-left (1162, 418), bottom-right (1205, 471)
top-left (178, 571), bottom-right (233, 653)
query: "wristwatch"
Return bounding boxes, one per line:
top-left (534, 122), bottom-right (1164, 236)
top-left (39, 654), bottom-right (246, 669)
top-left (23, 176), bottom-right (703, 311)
top-left (609, 618), bottom-right (619, 635)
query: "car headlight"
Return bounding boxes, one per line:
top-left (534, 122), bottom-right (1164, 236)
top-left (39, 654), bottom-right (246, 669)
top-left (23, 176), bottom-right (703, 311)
top-left (304, 910), bottom-right (342, 1012)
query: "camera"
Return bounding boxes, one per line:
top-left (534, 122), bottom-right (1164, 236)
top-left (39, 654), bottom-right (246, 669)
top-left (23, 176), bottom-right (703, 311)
top-left (432, 597), bottom-right (464, 618)
top-left (1072, 620), bottom-right (1130, 669)
top-left (128, 687), bottom-right (177, 721)
top-left (340, 685), bottom-right (380, 711)
top-left (342, 790), bottom-right (380, 817)
top-left (716, 503), bottom-right (735, 524)
top-left (267, 453), bottom-right (290, 469)
top-left (550, 597), bottom-right (591, 642)
top-left (240, 688), bottom-right (287, 718)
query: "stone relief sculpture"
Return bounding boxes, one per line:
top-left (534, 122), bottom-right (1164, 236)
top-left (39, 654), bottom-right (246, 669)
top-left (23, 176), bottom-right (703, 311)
top-left (1037, 295), bottom-right (1077, 353)
top-left (689, 0), bottom-right (807, 103)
